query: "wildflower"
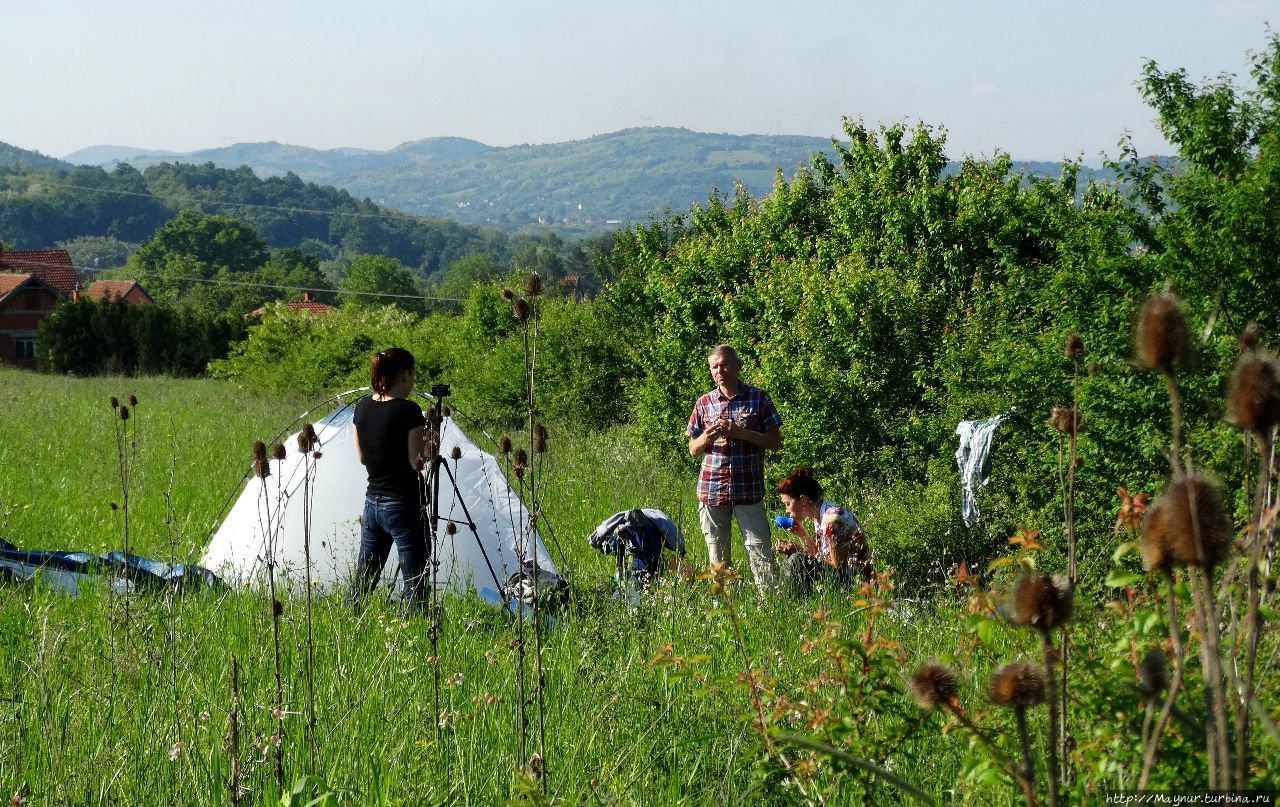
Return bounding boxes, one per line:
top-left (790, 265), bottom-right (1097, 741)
top-left (1226, 351), bottom-right (1280, 435)
top-left (297, 423), bottom-right (318, 453)
top-left (990, 662), bottom-right (1046, 707)
top-left (1065, 333), bottom-right (1085, 360)
top-left (910, 662), bottom-right (959, 710)
top-left (1239, 321), bottom-right (1260, 352)
top-left (450, 445), bottom-right (462, 461)
top-left (513, 448), bottom-right (528, 467)
top-left (1141, 474), bottom-right (1234, 570)
top-left (1137, 293), bottom-right (1190, 371)
top-left (513, 297), bottom-right (531, 324)
top-left (524, 271), bottom-right (542, 296)
top-left (498, 435), bottom-right (513, 455)
top-left (534, 423), bottom-right (548, 453)
top-left (1138, 647), bottom-right (1168, 696)
top-left (119, 405), bottom-right (129, 421)
top-left (128, 394), bottom-right (137, 407)
top-left (1010, 572), bottom-right (1073, 631)
top-left (109, 396), bottom-right (119, 409)
top-left (445, 522), bottom-right (458, 535)
top-left (252, 440), bottom-right (268, 463)
top-left (271, 442), bottom-right (287, 461)
top-left (1049, 406), bottom-right (1081, 434)
top-left (168, 741), bottom-right (184, 761)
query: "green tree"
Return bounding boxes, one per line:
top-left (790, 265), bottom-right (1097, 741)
top-left (128, 209), bottom-right (269, 305)
top-left (435, 252), bottom-right (498, 302)
top-left (338, 254), bottom-right (425, 315)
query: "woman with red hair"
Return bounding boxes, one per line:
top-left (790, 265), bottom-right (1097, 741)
top-left (774, 466), bottom-right (872, 592)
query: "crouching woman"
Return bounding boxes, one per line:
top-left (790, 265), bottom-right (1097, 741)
top-left (774, 466), bottom-right (872, 594)
top-left (350, 347), bottom-right (430, 612)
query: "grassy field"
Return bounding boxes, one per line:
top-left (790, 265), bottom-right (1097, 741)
top-left (1, 369), bottom-right (1275, 804)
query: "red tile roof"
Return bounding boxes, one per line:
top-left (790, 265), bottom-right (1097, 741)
top-left (84, 279), bottom-right (153, 303)
top-left (0, 249), bottom-right (79, 295)
top-left (0, 272), bottom-right (59, 305)
top-left (286, 295), bottom-right (333, 313)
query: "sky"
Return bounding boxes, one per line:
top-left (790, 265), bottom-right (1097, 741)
top-left (4, 0), bottom-right (1277, 163)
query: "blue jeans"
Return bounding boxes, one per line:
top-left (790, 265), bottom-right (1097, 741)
top-left (352, 493), bottom-right (430, 611)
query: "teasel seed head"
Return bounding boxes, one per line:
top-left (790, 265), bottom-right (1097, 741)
top-left (450, 445), bottom-right (463, 461)
top-left (271, 598), bottom-right (283, 617)
top-left (109, 501), bottom-right (119, 511)
top-left (119, 405), bottom-right (129, 421)
top-left (1137, 293), bottom-right (1190, 371)
top-left (1239, 321), bottom-right (1260, 352)
top-left (513, 297), bottom-right (531, 324)
top-left (1049, 406), bottom-right (1082, 434)
top-left (910, 662), bottom-right (959, 710)
top-left (443, 406), bottom-right (452, 418)
top-left (109, 396), bottom-right (119, 409)
top-left (252, 440), bottom-right (268, 463)
top-left (501, 288), bottom-right (515, 300)
top-left (1011, 572), bottom-right (1074, 631)
top-left (514, 464), bottom-right (527, 480)
top-left (1226, 351), bottom-right (1280, 435)
top-left (1065, 333), bottom-right (1085, 360)
top-left (445, 522), bottom-right (458, 536)
top-left (1138, 647), bottom-right (1168, 696)
top-left (990, 662), bottom-right (1046, 708)
top-left (1141, 474), bottom-right (1234, 570)
top-left (271, 442), bottom-right (287, 461)
top-left (297, 423), bottom-right (318, 453)
top-left (524, 271), bottom-right (542, 296)
top-left (254, 458), bottom-right (270, 479)
top-left (534, 423), bottom-right (548, 453)
top-left (128, 394), bottom-right (137, 407)
top-left (513, 448), bottom-right (528, 467)
top-left (498, 435), bottom-right (513, 455)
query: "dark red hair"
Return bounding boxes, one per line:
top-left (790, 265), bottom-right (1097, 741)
top-left (370, 347), bottom-right (415, 394)
top-left (776, 466), bottom-right (823, 501)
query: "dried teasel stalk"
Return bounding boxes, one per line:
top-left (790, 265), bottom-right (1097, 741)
top-left (1140, 474), bottom-right (1234, 571)
top-left (1137, 293), bottom-right (1191, 371)
top-left (910, 662), bottom-right (959, 710)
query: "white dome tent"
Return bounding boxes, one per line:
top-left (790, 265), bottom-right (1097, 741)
top-left (202, 389), bottom-right (561, 603)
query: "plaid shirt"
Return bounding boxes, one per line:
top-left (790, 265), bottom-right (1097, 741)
top-left (687, 383), bottom-right (782, 507)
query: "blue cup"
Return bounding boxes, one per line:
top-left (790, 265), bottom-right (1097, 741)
top-left (773, 515), bottom-right (794, 530)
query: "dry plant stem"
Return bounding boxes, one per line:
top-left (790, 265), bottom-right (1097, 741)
top-left (1140, 570), bottom-right (1188, 788)
top-left (1190, 566), bottom-right (1230, 787)
top-left (229, 655), bottom-right (241, 807)
top-left (264, 474), bottom-right (286, 793)
top-left (1237, 432), bottom-right (1273, 788)
top-left (1163, 370), bottom-right (1185, 479)
top-left (945, 704), bottom-right (1042, 806)
top-left (301, 452), bottom-right (318, 772)
top-left (1014, 706), bottom-right (1037, 807)
top-left (524, 308), bottom-right (549, 790)
top-left (1038, 629), bottom-right (1061, 807)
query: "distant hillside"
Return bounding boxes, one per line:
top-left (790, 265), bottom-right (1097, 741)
top-left (62, 129), bottom-right (1137, 234)
top-left (0, 143), bottom-right (71, 173)
top-left (68, 129), bottom-right (846, 230)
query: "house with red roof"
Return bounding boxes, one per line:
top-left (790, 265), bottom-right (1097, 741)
top-left (247, 292), bottom-right (334, 318)
top-left (83, 279), bottom-right (154, 305)
top-left (0, 273), bottom-right (61, 365)
top-left (0, 247), bottom-right (80, 296)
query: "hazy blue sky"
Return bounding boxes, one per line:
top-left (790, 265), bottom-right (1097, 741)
top-left (4, 0), bottom-right (1276, 161)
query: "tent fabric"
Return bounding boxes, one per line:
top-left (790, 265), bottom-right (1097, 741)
top-left (954, 413), bottom-right (1008, 528)
top-left (201, 397), bottom-right (559, 599)
top-left (0, 538), bottom-right (222, 595)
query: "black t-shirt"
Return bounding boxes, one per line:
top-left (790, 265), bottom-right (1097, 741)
top-left (353, 395), bottom-right (424, 501)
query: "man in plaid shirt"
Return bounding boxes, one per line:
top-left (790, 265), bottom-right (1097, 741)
top-left (687, 345), bottom-right (782, 587)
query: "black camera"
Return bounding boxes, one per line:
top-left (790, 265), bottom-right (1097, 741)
top-left (429, 383), bottom-right (451, 398)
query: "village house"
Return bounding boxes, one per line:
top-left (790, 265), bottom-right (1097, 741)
top-left (0, 247), bottom-right (152, 365)
top-left (0, 273), bottom-right (61, 364)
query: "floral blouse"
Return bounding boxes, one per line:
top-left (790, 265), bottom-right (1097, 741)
top-left (792, 500), bottom-right (873, 582)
